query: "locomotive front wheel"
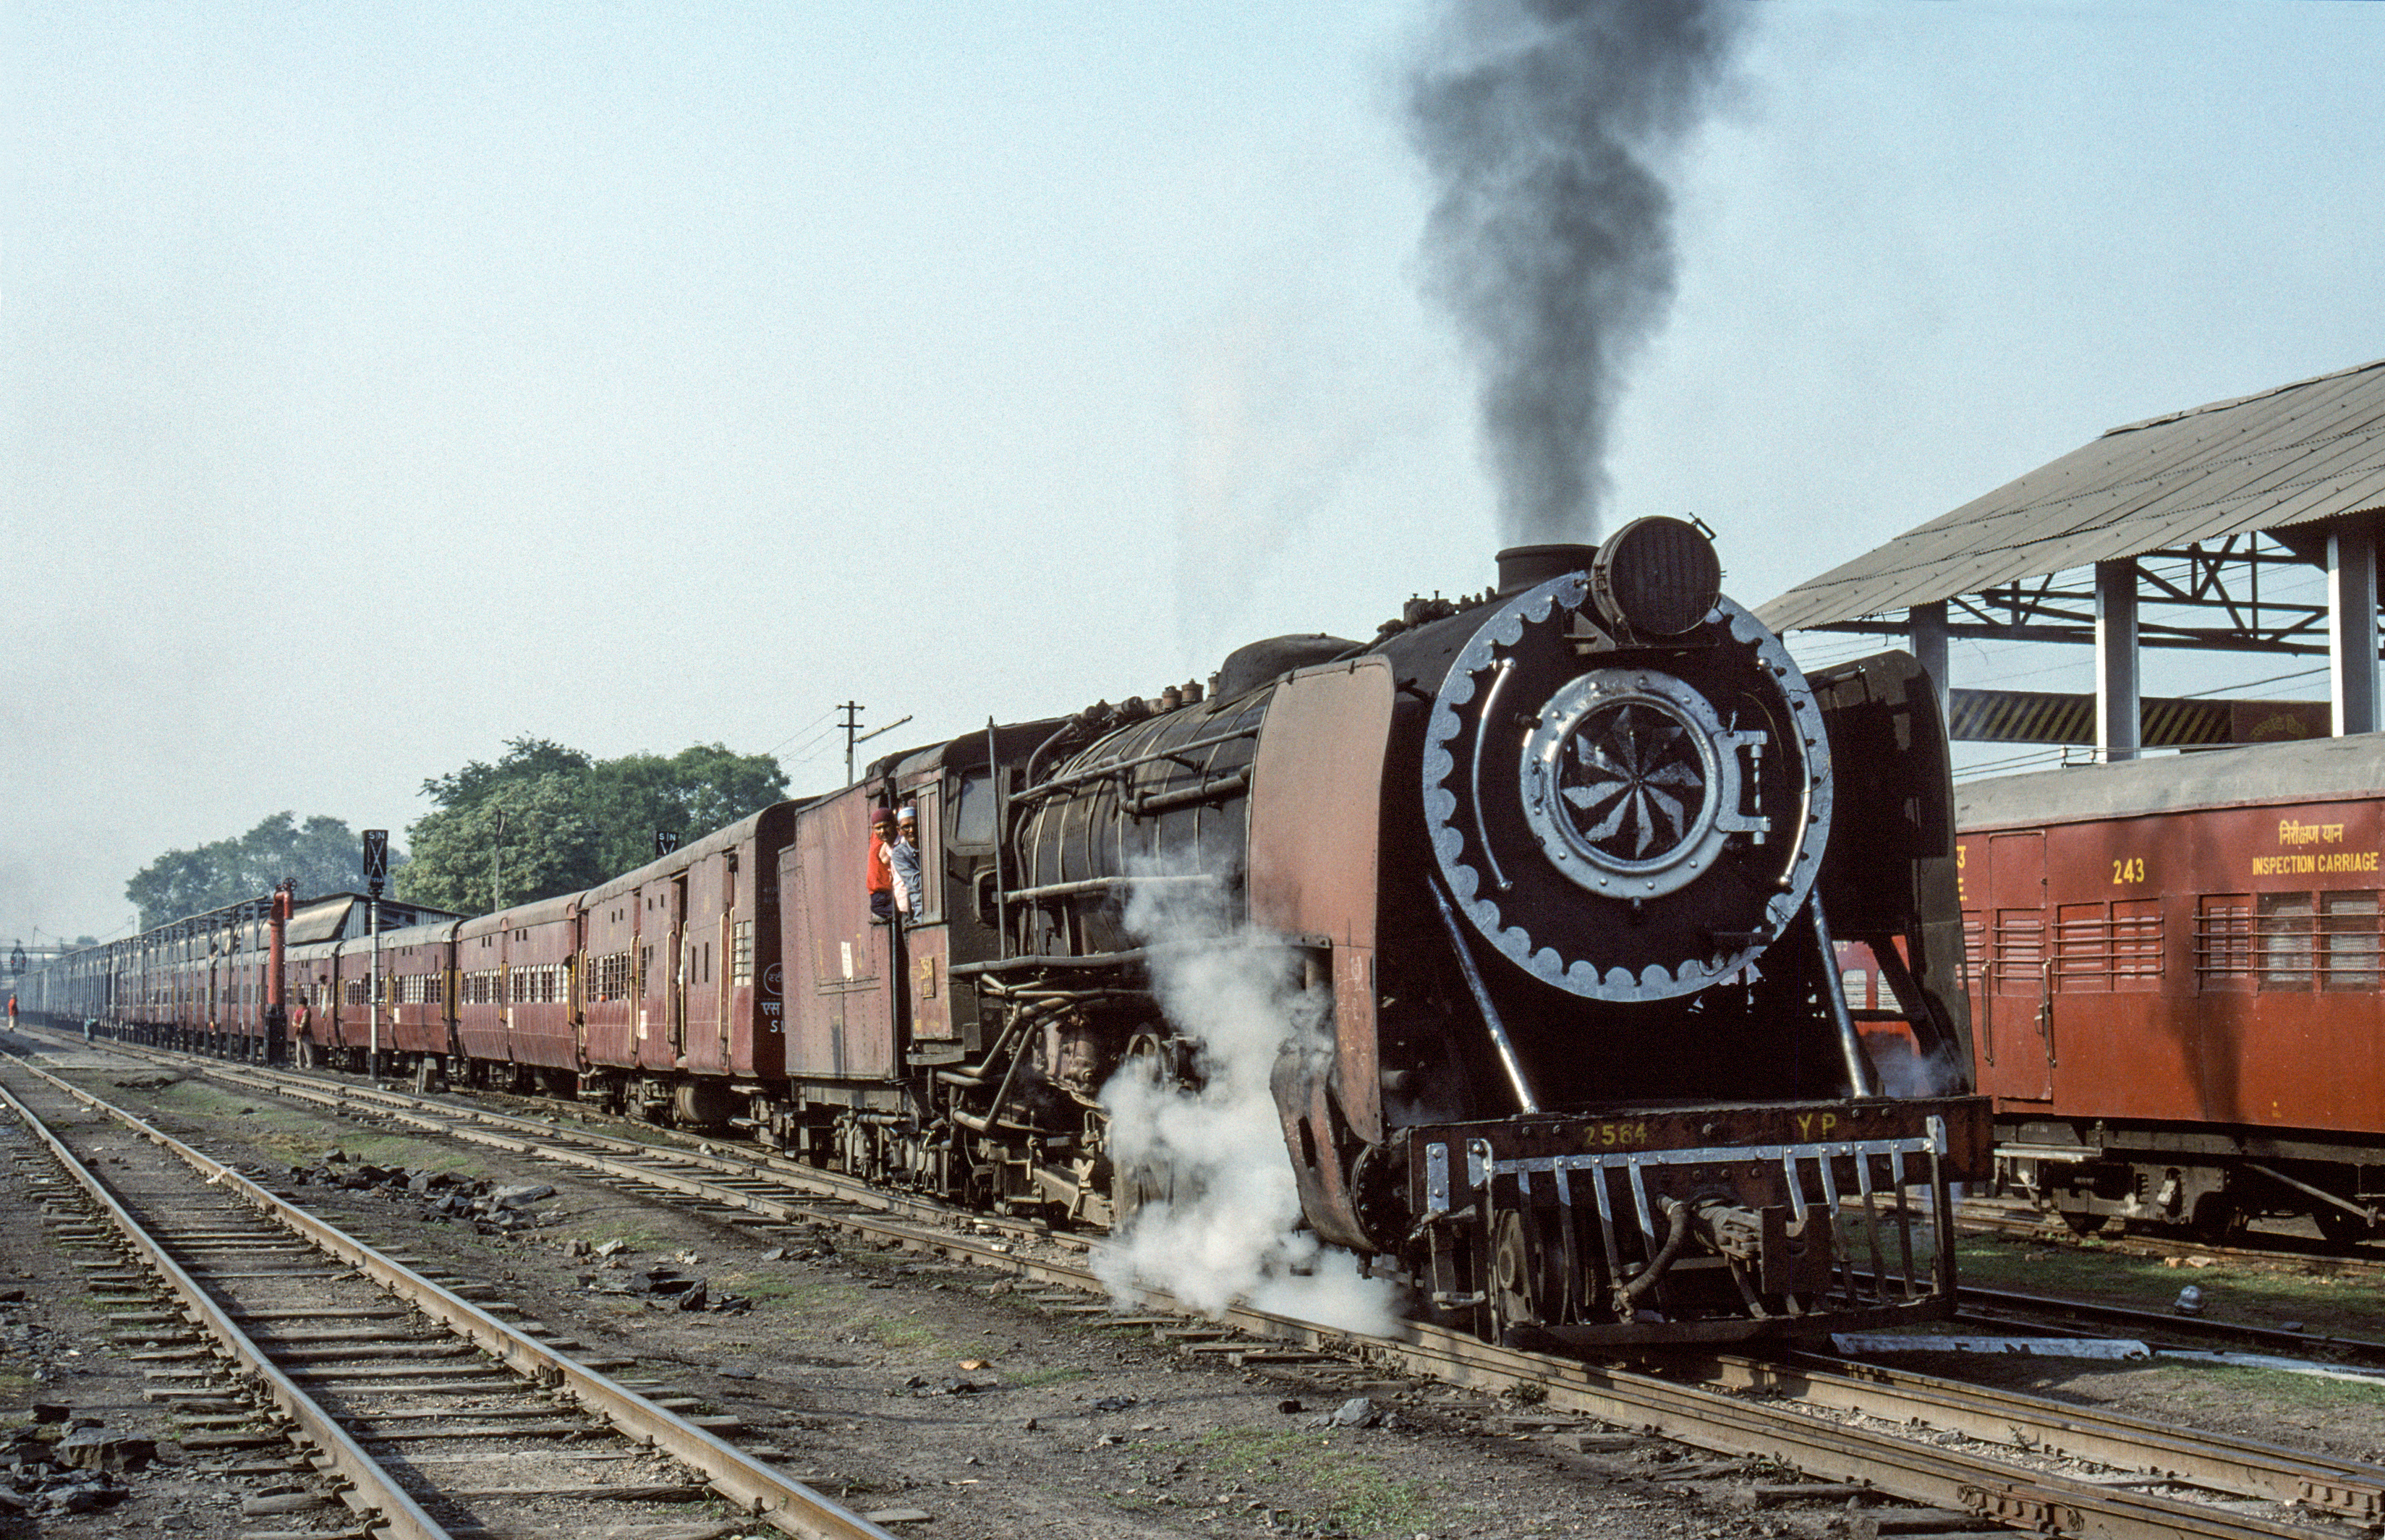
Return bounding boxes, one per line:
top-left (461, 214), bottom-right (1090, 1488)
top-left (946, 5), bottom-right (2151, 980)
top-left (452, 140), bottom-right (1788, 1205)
top-left (2057, 1207), bottom-right (2109, 1238)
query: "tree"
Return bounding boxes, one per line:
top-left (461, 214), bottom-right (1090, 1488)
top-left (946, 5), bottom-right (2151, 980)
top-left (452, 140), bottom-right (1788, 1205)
top-left (396, 775), bottom-right (600, 914)
top-left (125, 812), bottom-right (398, 929)
top-left (420, 736), bottom-right (594, 812)
top-left (392, 737), bottom-right (788, 913)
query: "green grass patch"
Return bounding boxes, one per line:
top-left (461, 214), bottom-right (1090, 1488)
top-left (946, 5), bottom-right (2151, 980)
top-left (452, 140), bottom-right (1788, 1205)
top-left (868, 1311), bottom-right (957, 1353)
top-left (1957, 1235), bottom-right (2385, 1339)
top-left (714, 1271), bottom-right (805, 1304)
top-left (1006, 1364), bottom-right (1091, 1389)
top-left (314, 1133), bottom-right (489, 1178)
top-left (2137, 1357), bottom-right (2385, 1411)
top-left (1192, 1425), bottom-right (1438, 1536)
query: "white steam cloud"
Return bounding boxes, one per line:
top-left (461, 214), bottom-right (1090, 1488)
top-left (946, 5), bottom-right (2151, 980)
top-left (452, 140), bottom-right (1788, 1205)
top-left (1093, 865), bottom-right (1403, 1337)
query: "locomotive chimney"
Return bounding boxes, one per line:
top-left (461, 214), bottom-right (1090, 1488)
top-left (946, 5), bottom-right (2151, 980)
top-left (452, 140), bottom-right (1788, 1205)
top-left (1496, 543), bottom-right (1598, 595)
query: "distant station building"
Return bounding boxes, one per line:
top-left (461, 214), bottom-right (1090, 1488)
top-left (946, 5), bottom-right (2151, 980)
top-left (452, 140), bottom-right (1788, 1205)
top-left (1761, 359), bottom-right (2385, 760)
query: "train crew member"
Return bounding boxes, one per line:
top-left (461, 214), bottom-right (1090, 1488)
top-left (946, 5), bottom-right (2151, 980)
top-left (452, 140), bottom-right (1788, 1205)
top-left (867, 808), bottom-right (898, 922)
top-left (5, 994), bottom-right (13, 1028)
top-left (889, 807), bottom-right (924, 921)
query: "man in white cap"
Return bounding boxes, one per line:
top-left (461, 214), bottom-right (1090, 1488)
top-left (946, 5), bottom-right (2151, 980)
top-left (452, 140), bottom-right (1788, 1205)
top-left (889, 807), bottom-right (924, 922)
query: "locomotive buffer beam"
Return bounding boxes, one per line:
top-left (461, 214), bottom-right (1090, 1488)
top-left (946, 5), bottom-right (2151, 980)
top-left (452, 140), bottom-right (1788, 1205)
top-left (1413, 1105), bottom-right (1972, 1345)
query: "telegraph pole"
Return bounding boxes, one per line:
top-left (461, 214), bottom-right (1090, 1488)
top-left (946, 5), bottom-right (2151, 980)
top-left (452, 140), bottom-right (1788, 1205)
top-left (840, 703), bottom-right (916, 788)
top-left (490, 808), bottom-right (508, 912)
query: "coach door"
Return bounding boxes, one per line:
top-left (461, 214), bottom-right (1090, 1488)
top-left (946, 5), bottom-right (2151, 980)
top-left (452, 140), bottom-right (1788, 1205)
top-left (782, 787), bottom-right (899, 1080)
top-left (668, 874), bottom-right (689, 1065)
top-left (1985, 830), bottom-right (2054, 1100)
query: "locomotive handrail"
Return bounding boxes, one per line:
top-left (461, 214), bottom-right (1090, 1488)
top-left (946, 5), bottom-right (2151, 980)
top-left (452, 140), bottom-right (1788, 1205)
top-left (1123, 769), bottom-right (1249, 817)
top-left (1008, 723), bottom-right (1259, 804)
top-left (1002, 872), bottom-right (1221, 904)
top-left (951, 930), bottom-right (1332, 979)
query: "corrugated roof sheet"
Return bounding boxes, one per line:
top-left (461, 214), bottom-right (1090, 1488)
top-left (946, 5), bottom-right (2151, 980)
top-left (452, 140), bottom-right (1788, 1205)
top-left (1759, 359), bottom-right (2385, 634)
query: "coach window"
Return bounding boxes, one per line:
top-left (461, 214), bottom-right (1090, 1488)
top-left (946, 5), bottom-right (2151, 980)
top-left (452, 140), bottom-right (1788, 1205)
top-left (2257, 893), bottom-right (2316, 990)
top-left (2195, 894), bottom-right (2253, 991)
top-left (2053, 903), bottom-right (2109, 993)
top-left (2112, 898), bottom-right (2163, 990)
top-left (952, 772), bottom-right (995, 846)
top-left (2321, 891), bottom-right (2381, 990)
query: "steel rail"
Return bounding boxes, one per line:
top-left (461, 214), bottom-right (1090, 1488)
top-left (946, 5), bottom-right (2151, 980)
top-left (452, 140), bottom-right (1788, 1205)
top-left (0, 1073), bottom-right (453, 1540)
top-left (4, 1050), bottom-right (898, 1540)
top-left (1956, 1201), bottom-right (2385, 1276)
top-left (1700, 1349), bottom-right (2385, 1521)
top-left (1955, 1282), bottom-right (2385, 1365)
top-left (14, 1023), bottom-right (1062, 1246)
top-left (1204, 1311), bottom-right (2348, 1540)
top-left (25, 1027), bottom-right (2370, 1538)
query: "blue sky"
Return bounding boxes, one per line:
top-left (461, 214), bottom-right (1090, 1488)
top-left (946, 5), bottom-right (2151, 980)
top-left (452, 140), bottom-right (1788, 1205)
top-left (7, 1), bottom-right (2384, 940)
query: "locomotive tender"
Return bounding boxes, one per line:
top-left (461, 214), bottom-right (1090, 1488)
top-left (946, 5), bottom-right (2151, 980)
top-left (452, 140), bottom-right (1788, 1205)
top-left (21, 522), bottom-right (1989, 1346)
top-left (1961, 734), bottom-right (2385, 1243)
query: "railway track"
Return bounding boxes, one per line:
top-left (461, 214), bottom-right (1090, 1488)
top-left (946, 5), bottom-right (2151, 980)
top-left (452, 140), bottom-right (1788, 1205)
top-left (1951, 1282), bottom-right (2385, 1366)
top-left (0, 1046), bottom-right (897, 1540)
top-left (1960, 1199), bottom-right (2385, 1277)
top-left (17, 1025), bottom-right (2385, 1539)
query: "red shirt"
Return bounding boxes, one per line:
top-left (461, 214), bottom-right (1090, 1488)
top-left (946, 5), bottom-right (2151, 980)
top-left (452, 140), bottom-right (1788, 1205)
top-left (867, 835), bottom-right (893, 895)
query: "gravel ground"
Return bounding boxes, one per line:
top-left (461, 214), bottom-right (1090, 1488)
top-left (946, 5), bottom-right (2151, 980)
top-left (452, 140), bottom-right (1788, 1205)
top-left (6, 1042), bottom-right (2384, 1540)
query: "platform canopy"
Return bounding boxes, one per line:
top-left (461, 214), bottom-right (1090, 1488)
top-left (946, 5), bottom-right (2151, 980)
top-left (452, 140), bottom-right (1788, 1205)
top-left (1760, 359), bottom-right (2385, 757)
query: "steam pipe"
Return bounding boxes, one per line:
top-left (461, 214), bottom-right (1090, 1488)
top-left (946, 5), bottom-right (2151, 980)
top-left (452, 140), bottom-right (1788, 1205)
top-left (1808, 894), bottom-right (1878, 1097)
top-left (987, 718), bottom-right (1008, 963)
top-left (1427, 875), bottom-right (1540, 1115)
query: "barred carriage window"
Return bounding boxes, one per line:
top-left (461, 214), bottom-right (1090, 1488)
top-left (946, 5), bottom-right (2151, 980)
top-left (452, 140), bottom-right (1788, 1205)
top-left (1960, 911), bottom-right (1985, 983)
top-left (1991, 907), bottom-right (2044, 995)
top-left (2196, 896), bottom-right (2253, 989)
top-left (2258, 893), bottom-right (2316, 990)
top-left (2054, 903), bottom-right (2110, 992)
top-left (2112, 898), bottom-right (2164, 989)
top-left (2321, 891), bottom-right (2381, 991)
top-left (731, 921), bottom-right (753, 985)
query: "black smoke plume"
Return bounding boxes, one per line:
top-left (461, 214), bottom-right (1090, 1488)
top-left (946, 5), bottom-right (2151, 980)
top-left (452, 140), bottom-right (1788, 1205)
top-left (1409, 0), bottom-right (1745, 543)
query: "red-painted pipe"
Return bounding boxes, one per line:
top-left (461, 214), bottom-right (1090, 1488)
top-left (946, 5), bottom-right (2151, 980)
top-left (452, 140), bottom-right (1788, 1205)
top-left (268, 882), bottom-right (292, 1010)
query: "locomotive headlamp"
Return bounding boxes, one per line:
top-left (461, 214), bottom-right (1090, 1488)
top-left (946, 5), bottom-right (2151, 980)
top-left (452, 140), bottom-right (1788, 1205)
top-left (1589, 516), bottom-right (1722, 638)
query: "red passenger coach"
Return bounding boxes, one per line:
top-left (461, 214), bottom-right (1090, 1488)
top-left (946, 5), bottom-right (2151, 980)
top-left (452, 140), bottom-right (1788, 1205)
top-left (456, 896), bottom-right (579, 1087)
top-left (1960, 734), bottom-right (2385, 1241)
top-left (577, 803), bottom-right (795, 1125)
top-left (384, 918), bottom-right (464, 1062)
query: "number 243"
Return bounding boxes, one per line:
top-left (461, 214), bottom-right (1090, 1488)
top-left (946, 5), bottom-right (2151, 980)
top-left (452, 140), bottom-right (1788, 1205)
top-left (2112, 856), bottom-right (2146, 885)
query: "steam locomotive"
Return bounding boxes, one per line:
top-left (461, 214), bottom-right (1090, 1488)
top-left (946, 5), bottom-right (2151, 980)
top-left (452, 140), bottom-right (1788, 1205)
top-left (19, 521), bottom-right (1989, 1347)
